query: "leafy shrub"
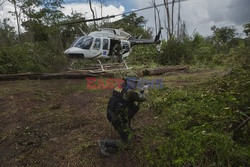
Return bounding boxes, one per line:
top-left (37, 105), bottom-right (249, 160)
top-left (128, 45), bottom-right (159, 65)
top-left (159, 34), bottom-right (217, 66)
top-left (159, 38), bottom-right (193, 65)
top-left (142, 67), bottom-right (250, 166)
top-left (0, 42), bottom-right (68, 74)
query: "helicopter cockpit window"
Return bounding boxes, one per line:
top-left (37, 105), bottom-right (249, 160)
top-left (71, 37), bottom-right (80, 47)
top-left (73, 36), bottom-right (93, 50)
top-left (103, 39), bottom-right (109, 50)
top-left (93, 38), bottom-right (101, 50)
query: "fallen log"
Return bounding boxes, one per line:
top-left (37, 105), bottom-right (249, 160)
top-left (0, 72), bottom-right (114, 81)
top-left (142, 66), bottom-right (189, 76)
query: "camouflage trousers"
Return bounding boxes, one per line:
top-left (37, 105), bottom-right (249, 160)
top-left (102, 110), bottom-right (134, 149)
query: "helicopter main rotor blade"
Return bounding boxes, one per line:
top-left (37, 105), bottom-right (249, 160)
top-left (60, 15), bottom-right (115, 25)
top-left (60, 0), bottom-right (191, 25)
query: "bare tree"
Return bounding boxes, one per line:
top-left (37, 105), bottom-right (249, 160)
top-left (164, 0), bottom-right (179, 39)
top-left (156, 5), bottom-right (161, 32)
top-left (88, 0), bottom-right (96, 29)
top-left (177, 0), bottom-right (181, 38)
top-left (0, 0), bottom-right (5, 23)
top-left (171, 0), bottom-right (175, 35)
top-left (152, 0), bottom-right (158, 35)
top-left (0, 0), bottom-right (5, 6)
top-left (164, 0), bottom-right (171, 39)
top-left (98, 0), bottom-right (105, 18)
top-left (9, 0), bottom-right (21, 39)
top-left (152, 0), bottom-right (162, 35)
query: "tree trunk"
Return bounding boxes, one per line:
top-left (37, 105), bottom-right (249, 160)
top-left (88, 0), bottom-right (96, 29)
top-left (164, 0), bottom-right (171, 39)
top-left (177, 0), bottom-right (181, 38)
top-left (12, 0), bottom-right (21, 39)
top-left (28, 7), bottom-right (34, 42)
top-left (142, 66), bottom-right (189, 76)
top-left (0, 0), bottom-right (4, 6)
top-left (152, 0), bottom-right (158, 35)
top-left (156, 6), bottom-right (161, 30)
top-left (171, 0), bottom-right (175, 36)
top-left (0, 72), bottom-right (114, 81)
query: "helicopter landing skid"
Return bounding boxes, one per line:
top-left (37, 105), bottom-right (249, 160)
top-left (67, 59), bottom-right (91, 71)
top-left (89, 59), bottom-right (132, 73)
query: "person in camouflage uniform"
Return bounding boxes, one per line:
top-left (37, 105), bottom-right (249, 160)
top-left (112, 42), bottom-right (123, 63)
top-left (97, 73), bottom-right (149, 157)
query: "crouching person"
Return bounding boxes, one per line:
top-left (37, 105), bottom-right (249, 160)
top-left (97, 73), bottom-right (149, 156)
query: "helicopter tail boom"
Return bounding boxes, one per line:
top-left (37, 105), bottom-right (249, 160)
top-left (129, 28), bottom-right (162, 46)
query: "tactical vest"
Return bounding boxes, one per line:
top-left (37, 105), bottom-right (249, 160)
top-left (107, 84), bottom-right (139, 122)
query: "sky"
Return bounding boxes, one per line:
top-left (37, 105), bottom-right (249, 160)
top-left (0, 0), bottom-right (249, 37)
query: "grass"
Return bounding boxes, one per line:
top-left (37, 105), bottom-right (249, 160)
top-left (1, 66), bottom-right (244, 167)
top-left (138, 66), bottom-right (250, 166)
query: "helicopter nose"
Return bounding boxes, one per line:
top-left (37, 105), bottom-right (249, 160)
top-left (64, 49), bottom-right (69, 55)
top-left (64, 47), bottom-right (85, 59)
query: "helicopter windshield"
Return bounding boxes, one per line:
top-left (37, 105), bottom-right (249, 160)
top-left (70, 37), bottom-right (80, 47)
top-left (73, 36), bottom-right (93, 50)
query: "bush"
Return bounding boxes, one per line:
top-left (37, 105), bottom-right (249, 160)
top-left (141, 67), bottom-right (250, 166)
top-left (159, 34), bottom-right (217, 66)
top-left (0, 42), bottom-right (68, 74)
top-left (159, 38), bottom-right (193, 65)
top-left (128, 45), bottom-right (159, 65)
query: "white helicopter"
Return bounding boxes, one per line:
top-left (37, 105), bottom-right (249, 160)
top-left (62, 0), bottom-right (188, 72)
top-left (64, 27), bottom-right (162, 72)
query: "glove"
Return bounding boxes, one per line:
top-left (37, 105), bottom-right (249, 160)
top-left (140, 85), bottom-right (150, 94)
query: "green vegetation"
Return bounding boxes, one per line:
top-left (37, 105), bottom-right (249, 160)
top-left (139, 65), bottom-right (249, 166)
top-left (0, 1), bottom-right (249, 166)
top-left (128, 22), bottom-right (250, 165)
top-left (1, 0), bottom-right (249, 73)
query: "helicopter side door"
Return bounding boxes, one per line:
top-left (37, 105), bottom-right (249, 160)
top-left (102, 38), bottom-right (110, 59)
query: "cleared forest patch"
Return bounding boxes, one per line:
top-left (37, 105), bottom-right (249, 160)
top-left (0, 67), bottom-right (230, 167)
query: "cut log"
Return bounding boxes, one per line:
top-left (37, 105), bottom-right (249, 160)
top-left (0, 72), bottom-right (114, 81)
top-left (142, 66), bottom-right (189, 76)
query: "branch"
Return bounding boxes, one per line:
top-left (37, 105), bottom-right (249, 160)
top-left (233, 117), bottom-right (250, 133)
top-left (0, 0), bottom-right (5, 6)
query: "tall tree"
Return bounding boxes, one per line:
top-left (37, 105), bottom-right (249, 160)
top-left (98, 0), bottom-right (105, 18)
top-left (171, 0), bottom-right (175, 35)
top-left (151, 0), bottom-right (161, 36)
top-left (152, 0), bottom-right (158, 35)
top-left (211, 26), bottom-right (236, 43)
top-left (177, 0), bottom-right (181, 38)
top-left (8, 0), bottom-right (21, 39)
top-left (110, 13), bottom-right (152, 38)
top-left (88, 0), bottom-right (96, 29)
top-left (0, 18), bottom-right (16, 46)
top-left (164, 0), bottom-right (171, 38)
top-left (0, 0), bottom-right (5, 6)
top-left (243, 22), bottom-right (250, 37)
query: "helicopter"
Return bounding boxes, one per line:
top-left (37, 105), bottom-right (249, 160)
top-left (62, 0), bottom-right (188, 72)
top-left (64, 27), bottom-right (162, 72)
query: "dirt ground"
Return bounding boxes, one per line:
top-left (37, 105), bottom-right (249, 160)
top-left (0, 68), bottom-right (228, 167)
